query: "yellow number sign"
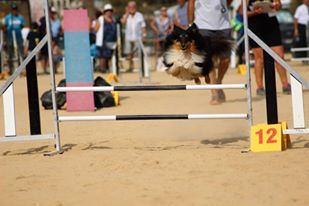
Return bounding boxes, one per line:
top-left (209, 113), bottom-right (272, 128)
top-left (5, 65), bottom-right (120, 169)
top-left (251, 123), bottom-right (283, 152)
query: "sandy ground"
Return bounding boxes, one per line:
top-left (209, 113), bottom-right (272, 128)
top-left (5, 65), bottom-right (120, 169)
top-left (0, 59), bottom-right (309, 206)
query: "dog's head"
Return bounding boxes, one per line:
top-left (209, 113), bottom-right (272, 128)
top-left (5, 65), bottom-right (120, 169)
top-left (172, 23), bottom-right (199, 50)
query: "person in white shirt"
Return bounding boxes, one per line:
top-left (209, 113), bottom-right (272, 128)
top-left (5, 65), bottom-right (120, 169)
top-left (294, 0), bottom-right (309, 57)
top-left (188, 0), bottom-right (233, 105)
top-left (121, 1), bottom-right (147, 72)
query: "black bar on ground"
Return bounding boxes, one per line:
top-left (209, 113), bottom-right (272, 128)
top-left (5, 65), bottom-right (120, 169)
top-left (26, 55), bottom-right (41, 135)
top-left (114, 85), bottom-right (187, 91)
top-left (116, 114), bottom-right (188, 120)
top-left (263, 51), bottom-right (278, 124)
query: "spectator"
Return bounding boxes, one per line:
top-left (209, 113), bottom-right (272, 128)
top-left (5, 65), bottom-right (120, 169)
top-left (3, 4), bottom-right (25, 75)
top-left (90, 10), bottom-right (102, 45)
top-left (89, 10), bottom-right (102, 62)
top-left (25, 22), bottom-right (40, 53)
top-left (50, 7), bottom-right (62, 45)
top-left (188, 0), bottom-right (233, 105)
top-left (174, 0), bottom-right (189, 30)
top-left (241, 0), bottom-right (291, 96)
top-left (38, 12), bottom-right (49, 74)
top-left (293, 0), bottom-right (309, 58)
top-left (150, 6), bottom-right (173, 54)
top-left (38, 7), bottom-right (62, 74)
top-left (95, 4), bottom-right (117, 72)
top-left (120, 1), bottom-right (147, 72)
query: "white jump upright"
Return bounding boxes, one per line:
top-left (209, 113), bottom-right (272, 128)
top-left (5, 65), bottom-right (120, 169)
top-left (0, 0), bottom-right (62, 155)
top-left (291, 76), bottom-right (305, 128)
top-left (3, 85), bottom-right (16, 137)
top-left (0, 0), bottom-right (253, 155)
top-left (0, 29), bottom-right (16, 137)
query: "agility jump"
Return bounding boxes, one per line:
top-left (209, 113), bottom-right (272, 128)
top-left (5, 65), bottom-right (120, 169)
top-left (0, 0), bottom-right (308, 155)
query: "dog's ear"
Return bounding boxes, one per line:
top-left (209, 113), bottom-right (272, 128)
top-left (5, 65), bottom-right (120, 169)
top-left (187, 23), bottom-right (198, 34)
top-left (172, 25), bottom-right (184, 36)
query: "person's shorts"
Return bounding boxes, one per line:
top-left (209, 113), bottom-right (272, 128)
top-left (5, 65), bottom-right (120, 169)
top-left (124, 40), bottom-right (138, 56)
top-left (96, 45), bottom-right (113, 59)
top-left (249, 17), bottom-right (282, 49)
top-left (198, 28), bottom-right (232, 58)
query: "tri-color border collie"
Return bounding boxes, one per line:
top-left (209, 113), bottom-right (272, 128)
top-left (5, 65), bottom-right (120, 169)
top-left (162, 23), bottom-right (233, 84)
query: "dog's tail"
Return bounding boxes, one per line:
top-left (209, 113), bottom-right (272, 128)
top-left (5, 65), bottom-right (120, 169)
top-left (210, 36), bottom-right (234, 58)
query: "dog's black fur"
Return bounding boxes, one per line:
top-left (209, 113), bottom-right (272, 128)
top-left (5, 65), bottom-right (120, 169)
top-left (162, 23), bottom-right (233, 83)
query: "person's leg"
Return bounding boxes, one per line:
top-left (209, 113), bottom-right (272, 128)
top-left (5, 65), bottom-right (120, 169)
top-left (97, 47), bottom-right (106, 72)
top-left (271, 45), bottom-right (290, 93)
top-left (217, 57), bottom-right (230, 84)
top-left (212, 56), bottom-right (230, 102)
top-left (40, 47), bottom-right (49, 74)
top-left (215, 29), bottom-right (232, 102)
top-left (298, 24), bottom-right (307, 57)
top-left (104, 58), bottom-right (110, 72)
top-left (252, 48), bottom-right (264, 90)
top-left (128, 42), bottom-right (135, 72)
top-left (41, 57), bottom-right (49, 74)
top-left (209, 69), bottom-right (221, 105)
top-left (8, 41), bottom-right (15, 75)
top-left (98, 58), bottom-right (106, 72)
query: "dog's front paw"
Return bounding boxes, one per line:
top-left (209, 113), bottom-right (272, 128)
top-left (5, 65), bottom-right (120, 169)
top-left (194, 78), bottom-right (201, 85)
top-left (204, 75), bottom-right (210, 84)
top-left (163, 58), bottom-right (174, 68)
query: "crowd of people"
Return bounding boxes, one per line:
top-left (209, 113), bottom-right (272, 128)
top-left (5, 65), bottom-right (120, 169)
top-left (1, 0), bottom-right (308, 105)
top-left (0, 4), bottom-right (63, 78)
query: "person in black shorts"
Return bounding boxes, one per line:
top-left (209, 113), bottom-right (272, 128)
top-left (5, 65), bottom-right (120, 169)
top-left (242, 0), bottom-right (291, 96)
top-left (38, 15), bottom-right (49, 74)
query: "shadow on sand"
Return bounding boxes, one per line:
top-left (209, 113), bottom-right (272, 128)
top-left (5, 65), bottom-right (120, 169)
top-left (200, 136), bottom-right (249, 146)
top-left (1, 143), bottom-right (77, 156)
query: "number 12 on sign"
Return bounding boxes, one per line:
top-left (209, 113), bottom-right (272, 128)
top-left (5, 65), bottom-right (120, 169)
top-left (251, 124), bottom-right (283, 152)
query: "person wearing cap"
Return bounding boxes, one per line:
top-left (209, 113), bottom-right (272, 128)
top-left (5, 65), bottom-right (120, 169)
top-left (3, 4), bottom-right (25, 74)
top-left (50, 7), bottom-right (62, 44)
top-left (293, 0), bottom-right (309, 58)
top-left (121, 1), bottom-right (147, 72)
top-left (95, 4), bottom-right (117, 72)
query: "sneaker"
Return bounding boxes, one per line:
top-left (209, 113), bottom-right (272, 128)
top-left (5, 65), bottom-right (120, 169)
top-left (256, 88), bottom-right (265, 96)
top-left (282, 83), bottom-right (291, 95)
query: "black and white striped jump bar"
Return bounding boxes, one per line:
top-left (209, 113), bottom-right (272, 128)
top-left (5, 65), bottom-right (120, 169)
top-left (58, 114), bottom-right (248, 122)
top-left (56, 84), bottom-right (246, 92)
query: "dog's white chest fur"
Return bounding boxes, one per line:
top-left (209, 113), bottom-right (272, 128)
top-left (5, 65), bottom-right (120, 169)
top-left (164, 48), bottom-right (204, 80)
